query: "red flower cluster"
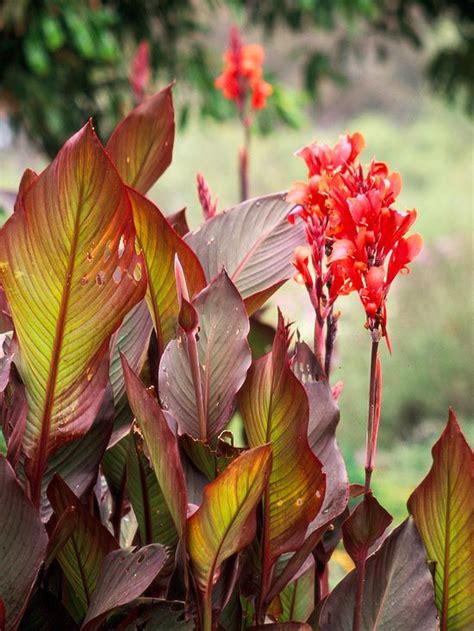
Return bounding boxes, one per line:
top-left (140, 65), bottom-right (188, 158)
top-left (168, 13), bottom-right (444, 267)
top-left (215, 26), bottom-right (273, 112)
top-left (289, 133), bottom-right (422, 340)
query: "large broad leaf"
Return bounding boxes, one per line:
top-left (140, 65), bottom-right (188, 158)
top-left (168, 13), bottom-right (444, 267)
top-left (187, 446), bottom-right (272, 618)
top-left (0, 122), bottom-right (146, 505)
top-left (319, 518), bottom-right (439, 631)
top-left (105, 84), bottom-right (174, 194)
top-left (122, 356), bottom-right (187, 540)
top-left (109, 300), bottom-right (152, 445)
top-left (239, 314), bottom-right (325, 592)
top-left (185, 194), bottom-right (305, 312)
top-left (127, 428), bottom-right (178, 546)
top-left (408, 410), bottom-right (474, 630)
top-left (0, 456), bottom-right (47, 631)
top-left (47, 476), bottom-right (118, 613)
top-left (292, 341), bottom-right (348, 530)
top-left (159, 271), bottom-right (251, 440)
top-left (128, 188), bottom-right (206, 355)
top-left (82, 545), bottom-right (168, 630)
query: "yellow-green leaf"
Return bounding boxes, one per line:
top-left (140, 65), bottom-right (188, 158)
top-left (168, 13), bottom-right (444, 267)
top-left (0, 122), bottom-right (146, 505)
top-left (408, 410), bottom-right (474, 630)
top-left (187, 445), bottom-right (272, 601)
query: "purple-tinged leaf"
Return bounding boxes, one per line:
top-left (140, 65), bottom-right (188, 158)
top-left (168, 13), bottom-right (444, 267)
top-left (0, 456), bottom-right (47, 631)
top-left (292, 341), bottom-right (349, 531)
top-left (109, 300), bottom-right (153, 446)
top-left (82, 545), bottom-right (168, 630)
top-left (167, 208), bottom-right (190, 237)
top-left (127, 188), bottom-right (206, 356)
top-left (408, 410), bottom-right (474, 630)
top-left (342, 493), bottom-right (392, 565)
top-left (319, 518), bottom-right (439, 631)
top-left (185, 194), bottom-right (305, 313)
top-left (159, 271), bottom-right (251, 440)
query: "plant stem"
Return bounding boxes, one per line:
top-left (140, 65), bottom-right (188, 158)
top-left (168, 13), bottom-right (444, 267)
top-left (202, 593), bottom-right (213, 631)
top-left (353, 551), bottom-right (368, 631)
top-left (186, 332), bottom-right (207, 441)
top-left (239, 117), bottom-right (251, 202)
top-left (364, 334), bottom-right (380, 494)
top-left (324, 306), bottom-right (337, 378)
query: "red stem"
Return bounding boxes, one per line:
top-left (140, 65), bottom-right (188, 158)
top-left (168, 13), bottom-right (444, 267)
top-left (364, 333), bottom-right (381, 494)
top-left (353, 550), bottom-right (368, 631)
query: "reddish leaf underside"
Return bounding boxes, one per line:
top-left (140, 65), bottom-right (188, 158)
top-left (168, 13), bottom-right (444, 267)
top-left (82, 545), bottom-right (168, 630)
top-left (159, 271), bottom-right (251, 440)
top-left (320, 518), bottom-right (439, 631)
top-left (0, 456), bottom-right (47, 631)
top-left (185, 193), bottom-right (306, 313)
top-left (408, 410), bottom-right (474, 630)
top-left (0, 122), bottom-right (146, 505)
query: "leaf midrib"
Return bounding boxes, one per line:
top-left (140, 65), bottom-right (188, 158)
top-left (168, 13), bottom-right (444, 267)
top-left (32, 186), bottom-right (84, 503)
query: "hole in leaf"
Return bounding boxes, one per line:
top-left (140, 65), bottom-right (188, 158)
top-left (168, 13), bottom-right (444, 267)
top-left (86, 250), bottom-right (94, 262)
top-left (133, 263), bottom-right (142, 282)
top-left (113, 267), bottom-right (122, 284)
top-left (80, 275), bottom-right (88, 286)
top-left (96, 271), bottom-right (105, 286)
top-left (118, 235), bottom-right (126, 259)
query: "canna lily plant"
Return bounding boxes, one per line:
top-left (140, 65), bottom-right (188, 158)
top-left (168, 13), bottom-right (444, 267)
top-left (0, 80), bottom-right (472, 631)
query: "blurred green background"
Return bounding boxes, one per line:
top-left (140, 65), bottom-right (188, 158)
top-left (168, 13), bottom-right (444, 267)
top-left (0, 1), bottom-right (472, 525)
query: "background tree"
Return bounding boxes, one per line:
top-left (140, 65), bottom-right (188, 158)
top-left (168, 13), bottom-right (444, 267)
top-left (0, 0), bottom-right (471, 158)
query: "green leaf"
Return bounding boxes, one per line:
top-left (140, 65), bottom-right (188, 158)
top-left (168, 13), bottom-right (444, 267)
top-left (319, 519), bottom-right (438, 630)
top-left (0, 456), bottom-right (47, 631)
top-left (408, 410), bottom-right (474, 630)
top-left (271, 556), bottom-right (315, 624)
top-left (47, 476), bottom-right (118, 612)
top-left (127, 428), bottom-right (178, 546)
top-left (159, 271), bottom-right (251, 440)
top-left (82, 545), bottom-right (168, 630)
top-left (122, 356), bottom-right (187, 540)
top-left (185, 194), bottom-right (305, 313)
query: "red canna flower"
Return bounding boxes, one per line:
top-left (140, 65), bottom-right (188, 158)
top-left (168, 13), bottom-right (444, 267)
top-left (288, 132), bottom-right (422, 343)
top-left (130, 41), bottom-right (151, 103)
top-left (215, 26), bottom-right (273, 113)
